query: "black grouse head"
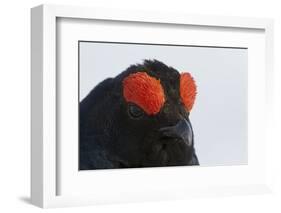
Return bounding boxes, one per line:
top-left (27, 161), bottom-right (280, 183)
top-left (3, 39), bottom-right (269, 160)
top-left (79, 59), bottom-right (199, 169)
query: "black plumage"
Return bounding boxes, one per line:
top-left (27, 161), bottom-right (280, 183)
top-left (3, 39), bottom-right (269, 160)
top-left (79, 59), bottom-right (199, 170)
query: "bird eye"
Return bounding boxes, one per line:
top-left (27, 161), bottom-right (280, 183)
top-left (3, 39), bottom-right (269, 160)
top-left (128, 104), bottom-right (144, 118)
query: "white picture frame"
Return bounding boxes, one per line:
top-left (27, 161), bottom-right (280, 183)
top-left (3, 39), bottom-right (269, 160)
top-left (31, 4), bottom-right (274, 208)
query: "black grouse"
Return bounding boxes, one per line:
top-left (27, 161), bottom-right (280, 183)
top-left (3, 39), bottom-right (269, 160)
top-left (79, 59), bottom-right (199, 169)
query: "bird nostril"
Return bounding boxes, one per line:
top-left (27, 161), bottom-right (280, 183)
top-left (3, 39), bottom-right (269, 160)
top-left (159, 125), bottom-right (180, 139)
top-left (158, 119), bottom-right (193, 146)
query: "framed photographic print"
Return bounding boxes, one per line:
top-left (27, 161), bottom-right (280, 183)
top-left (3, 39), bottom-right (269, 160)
top-left (31, 4), bottom-right (274, 208)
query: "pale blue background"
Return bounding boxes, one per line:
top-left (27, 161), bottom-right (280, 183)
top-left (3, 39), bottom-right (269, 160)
top-left (79, 42), bottom-right (248, 166)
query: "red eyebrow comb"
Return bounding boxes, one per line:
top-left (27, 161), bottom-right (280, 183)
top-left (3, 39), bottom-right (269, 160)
top-left (123, 72), bottom-right (165, 115)
top-left (180, 72), bottom-right (197, 112)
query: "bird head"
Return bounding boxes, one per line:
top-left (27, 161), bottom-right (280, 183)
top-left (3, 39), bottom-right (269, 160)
top-left (80, 59), bottom-right (197, 168)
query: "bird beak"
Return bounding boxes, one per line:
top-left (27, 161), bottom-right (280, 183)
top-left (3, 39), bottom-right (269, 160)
top-left (158, 119), bottom-right (193, 146)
